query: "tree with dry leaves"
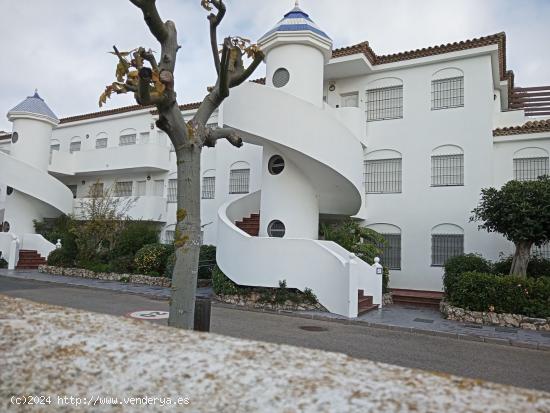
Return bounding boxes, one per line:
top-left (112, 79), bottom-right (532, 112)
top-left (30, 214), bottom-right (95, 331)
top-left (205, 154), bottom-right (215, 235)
top-left (100, 0), bottom-right (264, 329)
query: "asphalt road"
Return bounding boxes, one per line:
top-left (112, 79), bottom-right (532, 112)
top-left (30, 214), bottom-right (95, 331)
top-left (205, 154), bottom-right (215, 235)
top-left (1, 276), bottom-right (549, 392)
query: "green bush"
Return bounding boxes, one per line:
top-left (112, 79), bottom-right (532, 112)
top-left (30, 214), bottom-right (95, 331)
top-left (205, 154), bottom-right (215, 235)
top-left (493, 255), bottom-right (550, 278)
top-left (134, 243), bottom-right (173, 276)
top-left (110, 221), bottom-right (159, 259)
top-left (164, 252), bottom-right (176, 279)
top-left (443, 254), bottom-right (493, 296)
top-left (450, 272), bottom-right (550, 318)
top-left (47, 248), bottom-right (75, 267)
top-left (79, 261), bottom-right (110, 273)
top-left (35, 215), bottom-right (78, 263)
top-left (108, 255), bottom-right (135, 274)
top-left (0, 257), bottom-right (7, 269)
top-left (199, 245), bottom-right (217, 279)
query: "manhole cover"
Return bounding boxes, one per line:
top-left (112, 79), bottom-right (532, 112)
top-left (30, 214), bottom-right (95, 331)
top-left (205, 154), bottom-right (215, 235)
top-left (299, 326), bottom-right (328, 332)
top-left (128, 310), bottom-right (169, 320)
top-left (413, 318), bottom-right (434, 324)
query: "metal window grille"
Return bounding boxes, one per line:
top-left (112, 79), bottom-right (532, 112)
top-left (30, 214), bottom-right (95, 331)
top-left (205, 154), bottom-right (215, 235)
top-left (95, 138), bottom-right (108, 149)
top-left (206, 122), bottom-right (219, 129)
top-left (431, 154), bottom-right (464, 186)
top-left (202, 177), bottom-right (215, 199)
top-left (90, 183), bottom-right (104, 197)
top-left (229, 169), bottom-right (250, 194)
top-left (69, 141), bottom-right (81, 153)
top-left (273, 68), bottom-right (290, 88)
top-left (167, 179), bottom-right (177, 203)
top-left (431, 77), bottom-right (464, 109)
top-left (67, 185), bottom-right (77, 199)
top-left (119, 134), bottom-right (137, 146)
top-left (380, 233), bottom-right (401, 270)
top-left (513, 157), bottom-right (549, 181)
top-left (431, 234), bottom-right (464, 266)
top-left (532, 242), bottom-right (550, 259)
top-left (341, 92), bottom-right (359, 108)
top-left (114, 181), bottom-right (133, 197)
top-left (135, 181), bottom-right (147, 196)
top-left (153, 180), bottom-right (164, 196)
top-left (165, 230), bottom-right (175, 244)
top-left (366, 86), bottom-right (403, 121)
top-left (364, 159), bottom-right (402, 193)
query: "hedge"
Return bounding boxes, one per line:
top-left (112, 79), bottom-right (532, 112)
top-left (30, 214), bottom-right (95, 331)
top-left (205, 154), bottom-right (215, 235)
top-left (450, 272), bottom-right (550, 318)
top-left (443, 254), bottom-right (492, 295)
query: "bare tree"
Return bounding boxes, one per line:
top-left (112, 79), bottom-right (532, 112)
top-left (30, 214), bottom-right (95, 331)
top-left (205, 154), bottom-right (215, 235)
top-left (99, 0), bottom-right (264, 328)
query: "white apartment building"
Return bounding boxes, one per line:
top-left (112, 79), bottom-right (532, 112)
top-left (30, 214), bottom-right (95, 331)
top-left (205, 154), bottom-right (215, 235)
top-left (1, 4), bottom-right (549, 317)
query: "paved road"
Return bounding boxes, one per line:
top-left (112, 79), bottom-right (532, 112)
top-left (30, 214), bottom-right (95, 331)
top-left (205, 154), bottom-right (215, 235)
top-left (1, 276), bottom-right (549, 392)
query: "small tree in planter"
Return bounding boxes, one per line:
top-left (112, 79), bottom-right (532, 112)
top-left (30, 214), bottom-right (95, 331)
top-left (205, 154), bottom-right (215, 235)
top-left (471, 176), bottom-right (550, 277)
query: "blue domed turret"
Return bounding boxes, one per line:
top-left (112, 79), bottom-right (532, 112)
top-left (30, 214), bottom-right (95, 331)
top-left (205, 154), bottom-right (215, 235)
top-left (7, 91), bottom-right (59, 126)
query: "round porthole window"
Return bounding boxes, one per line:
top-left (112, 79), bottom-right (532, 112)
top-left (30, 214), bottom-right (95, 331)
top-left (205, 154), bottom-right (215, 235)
top-left (11, 132), bottom-right (18, 144)
top-left (2, 221), bottom-right (10, 232)
top-left (272, 68), bottom-right (290, 88)
top-left (268, 155), bottom-right (285, 175)
top-left (6, 186), bottom-right (14, 196)
top-left (267, 220), bottom-right (286, 238)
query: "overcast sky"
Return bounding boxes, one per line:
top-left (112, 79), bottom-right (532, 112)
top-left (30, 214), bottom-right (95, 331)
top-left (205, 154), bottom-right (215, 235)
top-left (1, 0), bottom-right (549, 131)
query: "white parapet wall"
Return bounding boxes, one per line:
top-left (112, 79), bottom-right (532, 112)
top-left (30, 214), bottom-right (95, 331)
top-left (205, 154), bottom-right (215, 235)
top-left (1, 295), bottom-right (548, 412)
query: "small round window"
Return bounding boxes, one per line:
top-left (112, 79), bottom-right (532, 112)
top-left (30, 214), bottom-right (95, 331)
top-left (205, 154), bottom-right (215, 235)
top-left (2, 221), bottom-right (10, 232)
top-left (268, 155), bottom-right (285, 175)
top-left (11, 132), bottom-right (18, 144)
top-left (6, 186), bottom-right (14, 196)
top-left (273, 68), bottom-right (290, 88)
top-left (267, 220), bottom-right (286, 238)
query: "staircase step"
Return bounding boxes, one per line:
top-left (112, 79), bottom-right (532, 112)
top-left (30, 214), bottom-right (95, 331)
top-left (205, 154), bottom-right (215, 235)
top-left (358, 296), bottom-right (373, 307)
top-left (358, 304), bottom-right (379, 316)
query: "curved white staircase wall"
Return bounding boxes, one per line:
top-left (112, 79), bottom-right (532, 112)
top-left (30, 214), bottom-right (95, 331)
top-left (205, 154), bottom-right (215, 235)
top-left (21, 234), bottom-right (57, 260)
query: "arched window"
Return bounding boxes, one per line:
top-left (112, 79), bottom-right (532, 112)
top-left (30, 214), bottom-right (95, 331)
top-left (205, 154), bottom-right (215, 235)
top-left (513, 147), bottom-right (549, 181)
top-left (229, 161), bottom-right (250, 194)
top-left (202, 169), bottom-right (216, 199)
top-left (432, 68), bottom-right (464, 110)
top-left (119, 128), bottom-right (137, 146)
top-left (431, 145), bottom-right (464, 186)
top-left (69, 137), bottom-right (81, 154)
top-left (366, 77), bottom-right (403, 121)
top-left (367, 223), bottom-right (402, 270)
top-left (365, 149), bottom-right (402, 193)
top-left (431, 224), bottom-right (464, 266)
top-left (95, 132), bottom-right (109, 149)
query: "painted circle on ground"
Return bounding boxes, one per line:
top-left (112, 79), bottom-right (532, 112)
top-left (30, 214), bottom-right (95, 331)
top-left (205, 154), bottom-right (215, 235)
top-left (128, 310), bottom-right (169, 320)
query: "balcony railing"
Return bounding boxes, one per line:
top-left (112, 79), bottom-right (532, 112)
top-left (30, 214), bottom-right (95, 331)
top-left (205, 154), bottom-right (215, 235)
top-left (510, 86), bottom-right (550, 117)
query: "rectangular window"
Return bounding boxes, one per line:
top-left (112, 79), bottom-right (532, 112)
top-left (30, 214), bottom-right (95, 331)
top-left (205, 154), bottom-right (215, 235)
top-left (69, 141), bottom-right (81, 153)
top-left (114, 181), bottom-right (133, 197)
top-left (366, 86), bottom-right (403, 121)
top-left (165, 230), bottom-right (175, 244)
top-left (90, 182), bottom-right (104, 197)
top-left (431, 234), bottom-right (464, 266)
top-left (50, 144), bottom-right (60, 153)
top-left (153, 180), bottom-right (164, 197)
top-left (67, 184), bottom-right (77, 199)
top-left (513, 157), bottom-right (549, 182)
top-left (202, 176), bottom-right (215, 199)
top-left (380, 233), bottom-right (401, 270)
top-left (431, 77), bottom-right (464, 109)
top-left (532, 242), bottom-right (550, 259)
top-left (140, 132), bottom-right (150, 144)
top-left (167, 179), bottom-right (177, 203)
top-left (341, 92), bottom-right (359, 108)
top-left (364, 159), bottom-right (402, 193)
top-left (119, 134), bottom-right (137, 146)
top-left (431, 154), bottom-right (464, 186)
top-left (229, 169), bottom-right (250, 194)
top-left (95, 138), bottom-right (108, 149)
top-left (135, 180), bottom-right (147, 196)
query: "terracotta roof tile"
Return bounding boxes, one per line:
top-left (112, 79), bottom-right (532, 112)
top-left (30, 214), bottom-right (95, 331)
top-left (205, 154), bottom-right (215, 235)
top-left (493, 119), bottom-right (550, 136)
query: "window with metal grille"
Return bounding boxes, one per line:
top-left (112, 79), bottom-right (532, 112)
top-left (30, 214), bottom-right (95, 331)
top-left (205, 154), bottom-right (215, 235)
top-left (202, 177), bottom-right (215, 199)
top-left (366, 86), bottom-right (403, 121)
top-left (431, 234), bottom-right (464, 266)
top-left (95, 138), bottom-right (108, 149)
top-left (165, 230), bottom-right (175, 244)
top-left (167, 179), bottom-right (177, 203)
top-left (513, 157), bottom-right (549, 181)
top-left (267, 220), bottom-right (285, 238)
top-left (379, 233), bottom-right (401, 270)
top-left (119, 134), bottom-right (137, 146)
top-left (341, 92), bottom-right (359, 108)
top-left (114, 181), bottom-right (133, 197)
top-left (67, 185), bottom-right (77, 199)
top-left (273, 68), bottom-right (290, 88)
top-left (69, 141), bottom-right (81, 153)
top-left (431, 154), bottom-right (464, 186)
top-left (153, 180), bottom-right (164, 196)
top-left (431, 77), bottom-right (464, 109)
top-left (364, 159), bottom-right (402, 193)
top-left (229, 169), bottom-right (250, 194)
top-left (90, 182), bottom-right (104, 197)
top-left (135, 181), bottom-right (147, 196)
top-left (50, 144), bottom-right (60, 153)
top-left (532, 242), bottom-right (550, 259)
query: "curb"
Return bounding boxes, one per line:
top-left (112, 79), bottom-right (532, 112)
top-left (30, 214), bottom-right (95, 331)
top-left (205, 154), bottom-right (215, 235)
top-left (211, 301), bottom-right (550, 352)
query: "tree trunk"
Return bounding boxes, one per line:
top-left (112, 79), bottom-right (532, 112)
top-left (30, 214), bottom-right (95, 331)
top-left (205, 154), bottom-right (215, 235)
top-left (168, 144), bottom-right (202, 329)
top-left (510, 241), bottom-right (532, 278)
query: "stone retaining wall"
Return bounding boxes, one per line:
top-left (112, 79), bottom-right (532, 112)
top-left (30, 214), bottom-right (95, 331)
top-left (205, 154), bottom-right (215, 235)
top-left (440, 301), bottom-right (550, 331)
top-left (383, 292), bottom-right (393, 306)
top-left (216, 291), bottom-right (326, 312)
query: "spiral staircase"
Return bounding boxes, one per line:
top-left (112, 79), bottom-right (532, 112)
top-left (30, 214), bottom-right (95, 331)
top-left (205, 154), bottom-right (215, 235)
top-left (216, 82), bottom-right (382, 318)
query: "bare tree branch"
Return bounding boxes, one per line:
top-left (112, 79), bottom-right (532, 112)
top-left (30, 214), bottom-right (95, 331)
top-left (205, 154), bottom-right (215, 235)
top-left (203, 127), bottom-right (243, 148)
top-left (129, 0), bottom-right (168, 43)
top-left (229, 52), bottom-right (264, 88)
top-left (208, 0), bottom-right (226, 74)
top-left (140, 48), bottom-right (159, 71)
